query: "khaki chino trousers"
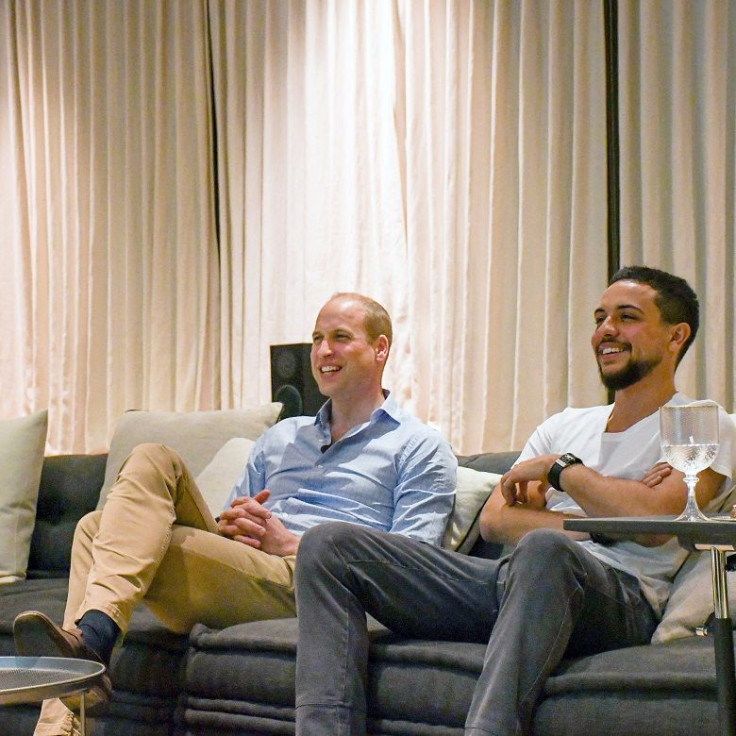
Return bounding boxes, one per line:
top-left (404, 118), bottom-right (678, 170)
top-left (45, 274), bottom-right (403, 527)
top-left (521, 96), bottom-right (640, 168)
top-left (36, 442), bottom-right (297, 736)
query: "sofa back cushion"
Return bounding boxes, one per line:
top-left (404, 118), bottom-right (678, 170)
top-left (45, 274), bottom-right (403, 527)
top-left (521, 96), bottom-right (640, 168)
top-left (457, 451), bottom-right (519, 559)
top-left (28, 453), bottom-right (107, 578)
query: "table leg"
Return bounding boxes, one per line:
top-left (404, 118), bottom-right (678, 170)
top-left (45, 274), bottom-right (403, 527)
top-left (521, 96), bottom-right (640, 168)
top-left (710, 547), bottom-right (736, 736)
top-left (80, 691), bottom-right (86, 736)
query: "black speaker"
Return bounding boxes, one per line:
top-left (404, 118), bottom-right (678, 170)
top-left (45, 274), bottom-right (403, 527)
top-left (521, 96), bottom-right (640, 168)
top-left (270, 343), bottom-right (327, 418)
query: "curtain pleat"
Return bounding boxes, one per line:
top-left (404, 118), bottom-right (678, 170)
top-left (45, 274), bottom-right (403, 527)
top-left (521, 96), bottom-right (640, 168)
top-left (0, 0), bottom-right (219, 453)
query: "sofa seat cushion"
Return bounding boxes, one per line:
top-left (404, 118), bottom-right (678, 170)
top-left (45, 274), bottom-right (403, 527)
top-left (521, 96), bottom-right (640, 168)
top-left (182, 617), bottom-right (726, 736)
top-left (537, 636), bottom-right (721, 736)
top-left (110, 606), bottom-right (189, 694)
top-left (182, 617), bottom-right (399, 734)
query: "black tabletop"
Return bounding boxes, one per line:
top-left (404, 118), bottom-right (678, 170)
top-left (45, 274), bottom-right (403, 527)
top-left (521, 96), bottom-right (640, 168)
top-left (564, 515), bottom-right (736, 548)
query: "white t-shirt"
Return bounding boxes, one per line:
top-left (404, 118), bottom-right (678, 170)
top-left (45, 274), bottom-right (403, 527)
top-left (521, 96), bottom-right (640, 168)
top-left (517, 392), bottom-right (736, 616)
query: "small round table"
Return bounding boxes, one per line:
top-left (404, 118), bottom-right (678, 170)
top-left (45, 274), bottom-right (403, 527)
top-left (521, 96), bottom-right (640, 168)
top-left (0, 656), bottom-right (107, 736)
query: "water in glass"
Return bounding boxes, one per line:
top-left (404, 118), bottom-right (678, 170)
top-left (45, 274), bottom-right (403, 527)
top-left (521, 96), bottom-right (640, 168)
top-left (659, 400), bottom-right (720, 522)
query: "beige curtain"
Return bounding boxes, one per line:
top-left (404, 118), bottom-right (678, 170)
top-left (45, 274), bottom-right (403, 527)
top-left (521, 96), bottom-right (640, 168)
top-left (213, 0), bottom-right (609, 454)
top-left (3, 0), bottom-right (635, 456)
top-left (0, 0), bottom-right (220, 453)
top-left (618, 0), bottom-right (736, 412)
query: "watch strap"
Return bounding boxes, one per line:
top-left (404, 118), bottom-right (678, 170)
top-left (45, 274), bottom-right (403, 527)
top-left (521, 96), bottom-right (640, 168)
top-left (548, 453), bottom-right (583, 492)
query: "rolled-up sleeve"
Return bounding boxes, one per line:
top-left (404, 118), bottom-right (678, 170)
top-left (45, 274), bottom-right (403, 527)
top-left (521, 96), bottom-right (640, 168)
top-left (389, 433), bottom-right (457, 546)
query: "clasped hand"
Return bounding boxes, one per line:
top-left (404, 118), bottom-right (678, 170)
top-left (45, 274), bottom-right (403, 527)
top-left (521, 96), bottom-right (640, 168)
top-left (218, 490), bottom-right (299, 557)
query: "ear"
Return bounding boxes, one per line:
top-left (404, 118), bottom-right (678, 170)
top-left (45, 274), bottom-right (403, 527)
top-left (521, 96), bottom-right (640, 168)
top-left (374, 335), bottom-right (390, 364)
top-left (669, 323), bottom-right (691, 356)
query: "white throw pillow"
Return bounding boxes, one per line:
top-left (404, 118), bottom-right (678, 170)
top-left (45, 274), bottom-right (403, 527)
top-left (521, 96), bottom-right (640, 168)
top-left (196, 437), bottom-right (255, 517)
top-left (0, 410), bottom-right (48, 582)
top-left (443, 466), bottom-right (501, 553)
top-left (98, 404), bottom-right (282, 509)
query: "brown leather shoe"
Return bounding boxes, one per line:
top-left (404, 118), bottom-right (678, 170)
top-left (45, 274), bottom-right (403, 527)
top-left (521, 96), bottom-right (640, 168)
top-left (13, 610), bottom-right (112, 717)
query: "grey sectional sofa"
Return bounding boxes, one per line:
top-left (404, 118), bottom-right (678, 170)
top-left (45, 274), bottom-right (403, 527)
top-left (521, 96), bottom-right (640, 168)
top-left (0, 450), bottom-right (730, 735)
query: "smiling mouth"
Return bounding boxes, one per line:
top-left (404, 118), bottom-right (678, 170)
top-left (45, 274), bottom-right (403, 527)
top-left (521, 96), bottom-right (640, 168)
top-left (599, 346), bottom-right (626, 356)
top-left (320, 366), bottom-right (341, 374)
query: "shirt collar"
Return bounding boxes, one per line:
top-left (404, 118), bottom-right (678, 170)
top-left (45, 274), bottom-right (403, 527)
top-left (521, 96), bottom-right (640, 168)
top-left (314, 389), bottom-right (399, 431)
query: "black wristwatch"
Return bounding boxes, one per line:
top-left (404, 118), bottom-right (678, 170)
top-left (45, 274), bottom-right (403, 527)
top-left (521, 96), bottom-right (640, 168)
top-left (547, 453), bottom-right (584, 492)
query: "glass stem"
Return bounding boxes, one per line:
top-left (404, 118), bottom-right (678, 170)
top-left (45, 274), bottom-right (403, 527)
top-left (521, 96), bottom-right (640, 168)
top-left (678, 474), bottom-right (709, 521)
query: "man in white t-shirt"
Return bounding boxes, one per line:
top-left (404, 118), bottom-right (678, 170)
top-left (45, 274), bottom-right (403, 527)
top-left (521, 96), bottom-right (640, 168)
top-left (293, 266), bottom-right (736, 736)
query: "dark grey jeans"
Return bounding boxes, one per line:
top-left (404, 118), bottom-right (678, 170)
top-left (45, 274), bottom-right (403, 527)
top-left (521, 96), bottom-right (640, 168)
top-left (294, 523), bottom-right (658, 736)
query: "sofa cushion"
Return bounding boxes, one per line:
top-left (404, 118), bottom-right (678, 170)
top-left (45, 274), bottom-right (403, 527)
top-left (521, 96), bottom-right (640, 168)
top-left (182, 617), bottom-right (397, 734)
top-left (457, 452), bottom-right (518, 560)
top-left (443, 466), bottom-right (501, 553)
top-left (0, 410), bottom-right (48, 583)
top-left (652, 550), bottom-right (736, 643)
top-left (28, 454), bottom-right (107, 578)
top-left (457, 451), bottom-right (519, 476)
top-left (0, 578), bottom-right (69, 649)
top-left (98, 404), bottom-right (282, 508)
top-left (535, 636), bottom-right (720, 735)
top-left (195, 437), bottom-right (256, 516)
top-left (182, 616), bottom-right (723, 736)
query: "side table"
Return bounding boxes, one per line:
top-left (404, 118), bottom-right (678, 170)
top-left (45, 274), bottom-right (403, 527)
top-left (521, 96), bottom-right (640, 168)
top-left (564, 515), bottom-right (736, 736)
top-left (0, 656), bottom-right (106, 736)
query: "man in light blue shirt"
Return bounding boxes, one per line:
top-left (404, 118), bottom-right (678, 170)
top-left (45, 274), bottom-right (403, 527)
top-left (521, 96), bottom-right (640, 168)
top-left (14, 291), bottom-right (456, 735)
top-left (226, 389), bottom-right (455, 545)
top-left (217, 291), bottom-right (456, 554)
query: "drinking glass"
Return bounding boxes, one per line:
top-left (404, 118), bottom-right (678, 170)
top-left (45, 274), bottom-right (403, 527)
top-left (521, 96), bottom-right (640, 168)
top-left (660, 401), bottom-right (720, 522)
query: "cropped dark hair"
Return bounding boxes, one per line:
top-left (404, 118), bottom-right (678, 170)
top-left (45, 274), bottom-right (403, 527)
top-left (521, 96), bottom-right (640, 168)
top-left (609, 266), bottom-right (699, 363)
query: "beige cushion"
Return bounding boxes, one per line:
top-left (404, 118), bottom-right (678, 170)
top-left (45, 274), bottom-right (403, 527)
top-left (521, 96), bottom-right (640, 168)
top-left (650, 551), bottom-right (733, 642)
top-left (654, 548), bottom-right (733, 643)
top-left (652, 417), bottom-right (736, 643)
top-left (443, 466), bottom-right (501, 553)
top-left (98, 404), bottom-right (282, 509)
top-left (196, 437), bottom-right (256, 517)
top-left (0, 410), bottom-right (48, 582)
top-left (653, 489), bottom-right (736, 642)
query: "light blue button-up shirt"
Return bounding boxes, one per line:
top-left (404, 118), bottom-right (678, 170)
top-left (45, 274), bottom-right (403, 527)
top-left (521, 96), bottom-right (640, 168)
top-left (226, 393), bottom-right (457, 546)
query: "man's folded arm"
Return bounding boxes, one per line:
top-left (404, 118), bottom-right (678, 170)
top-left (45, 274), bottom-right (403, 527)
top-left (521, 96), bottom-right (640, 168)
top-left (480, 480), bottom-right (587, 546)
top-left (481, 456), bottom-right (727, 547)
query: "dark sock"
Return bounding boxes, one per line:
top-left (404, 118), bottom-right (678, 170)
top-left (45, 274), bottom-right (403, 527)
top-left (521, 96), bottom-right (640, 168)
top-left (77, 610), bottom-right (120, 665)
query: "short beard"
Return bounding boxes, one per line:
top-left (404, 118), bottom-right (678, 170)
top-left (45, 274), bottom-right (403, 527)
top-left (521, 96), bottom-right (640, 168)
top-left (599, 357), bottom-right (659, 391)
